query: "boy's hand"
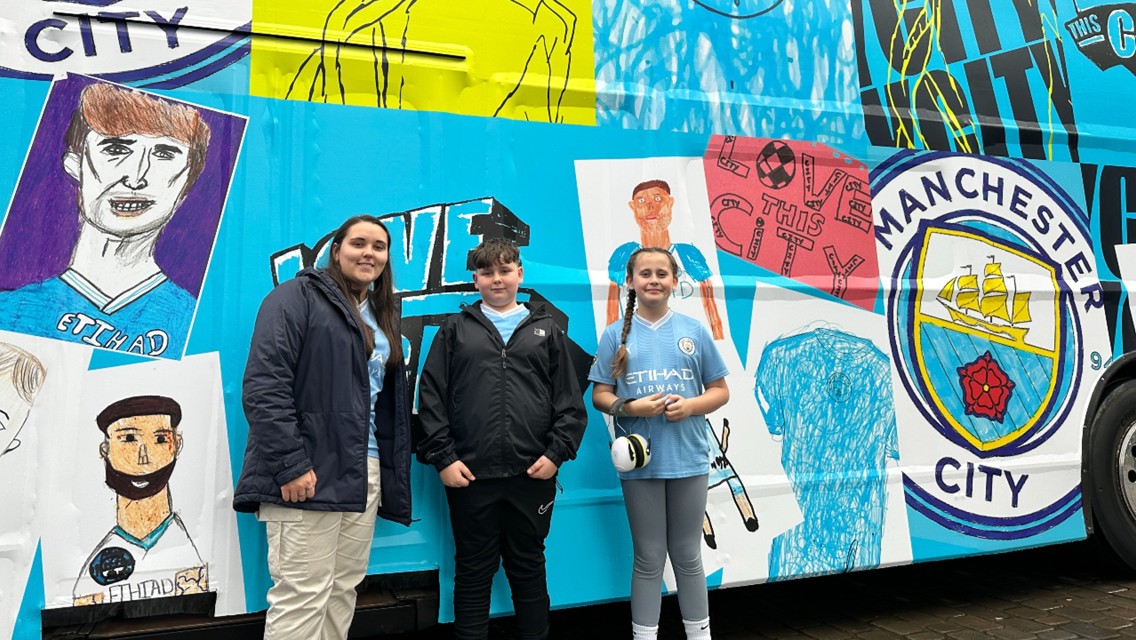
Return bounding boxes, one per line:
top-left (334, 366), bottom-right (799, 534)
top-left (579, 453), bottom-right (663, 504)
top-left (527, 455), bottom-right (558, 480)
top-left (663, 395), bottom-right (692, 421)
top-left (440, 461), bottom-right (475, 487)
top-left (626, 392), bottom-right (666, 418)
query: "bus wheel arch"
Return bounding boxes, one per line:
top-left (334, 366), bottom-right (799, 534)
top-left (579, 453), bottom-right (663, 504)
top-left (1086, 377), bottom-right (1136, 570)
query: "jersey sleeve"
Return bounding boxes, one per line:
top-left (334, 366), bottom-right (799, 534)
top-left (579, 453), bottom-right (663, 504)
top-left (588, 323), bottom-right (621, 386)
top-left (673, 243), bottom-right (713, 283)
top-left (699, 322), bottom-right (730, 383)
top-left (608, 242), bottom-right (640, 284)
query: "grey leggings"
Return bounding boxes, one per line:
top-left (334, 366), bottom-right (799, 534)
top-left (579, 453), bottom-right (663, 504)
top-left (621, 475), bottom-right (709, 625)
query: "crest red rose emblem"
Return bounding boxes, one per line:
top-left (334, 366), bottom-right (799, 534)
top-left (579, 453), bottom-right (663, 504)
top-left (957, 351), bottom-right (1015, 422)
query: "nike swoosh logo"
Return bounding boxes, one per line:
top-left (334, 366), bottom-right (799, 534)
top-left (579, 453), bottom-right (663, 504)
top-left (537, 500), bottom-right (554, 515)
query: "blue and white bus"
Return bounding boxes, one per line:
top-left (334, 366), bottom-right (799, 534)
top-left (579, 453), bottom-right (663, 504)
top-left (3, 0), bottom-right (1136, 638)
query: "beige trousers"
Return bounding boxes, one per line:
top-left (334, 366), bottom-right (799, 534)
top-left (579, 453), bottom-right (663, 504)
top-left (260, 458), bottom-right (381, 640)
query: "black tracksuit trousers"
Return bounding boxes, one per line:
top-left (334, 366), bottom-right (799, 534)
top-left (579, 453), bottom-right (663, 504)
top-left (445, 474), bottom-right (557, 640)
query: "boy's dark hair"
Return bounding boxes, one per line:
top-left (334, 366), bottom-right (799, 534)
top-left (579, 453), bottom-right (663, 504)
top-left (470, 238), bottom-right (522, 270)
top-left (631, 179), bottom-right (671, 198)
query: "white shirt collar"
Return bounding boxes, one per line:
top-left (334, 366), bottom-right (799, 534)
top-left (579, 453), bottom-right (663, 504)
top-left (632, 310), bottom-right (673, 330)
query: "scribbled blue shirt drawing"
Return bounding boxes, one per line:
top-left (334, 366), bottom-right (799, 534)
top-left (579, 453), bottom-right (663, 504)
top-left (756, 328), bottom-right (897, 579)
top-left (0, 269), bottom-right (194, 357)
top-left (593, 0), bottom-right (862, 142)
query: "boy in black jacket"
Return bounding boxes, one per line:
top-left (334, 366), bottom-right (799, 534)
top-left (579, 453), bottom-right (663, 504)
top-left (417, 238), bottom-right (587, 640)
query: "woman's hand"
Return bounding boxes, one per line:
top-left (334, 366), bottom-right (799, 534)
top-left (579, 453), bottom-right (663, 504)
top-left (281, 469), bottom-right (317, 503)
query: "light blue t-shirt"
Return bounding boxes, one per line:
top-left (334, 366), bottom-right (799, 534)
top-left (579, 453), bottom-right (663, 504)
top-left (360, 301), bottom-right (390, 460)
top-left (588, 311), bottom-right (729, 479)
top-left (481, 303), bottom-right (529, 344)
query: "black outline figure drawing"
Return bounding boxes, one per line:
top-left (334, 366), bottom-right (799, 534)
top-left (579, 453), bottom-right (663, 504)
top-left (703, 418), bottom-right (760, 548)
top-left (284, 0), bottom-right (581, 123)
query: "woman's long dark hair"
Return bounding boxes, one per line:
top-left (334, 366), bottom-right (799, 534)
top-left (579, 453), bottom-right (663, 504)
top-left (325, 215), bottom-right (404, 369)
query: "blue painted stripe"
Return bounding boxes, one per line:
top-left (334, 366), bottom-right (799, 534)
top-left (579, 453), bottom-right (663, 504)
top-left (903, 474), bottom-right (1080, 528)
top-left (141, 40), bottom-right (250, 90)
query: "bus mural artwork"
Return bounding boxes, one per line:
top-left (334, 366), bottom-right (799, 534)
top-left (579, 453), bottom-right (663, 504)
top-left (704, 419), bottom-right (761, 550)
top-left (756, 325), bottom-right (899, 578)
top-left (704, 135), bottom-right (878, 310)
top-left (873, 151), bottom-right (1109, 550)
top-left (1, 0), bottom-right (251, 87)
top-left (0, 333), bottom-right (68, 640)
top-left (594, 0), bottom-right (861, 142)
top-left (38, 354), bottom-right (245, 616)
top-left (5, 0), bottom-right (1136, 638)
top-left (73, 395), bottom-right (207, 606)
top-left (252, 0), bottom-right (595, 124)
top-left (0, 342), bottom-right (47, 461)
top-left (0, 75), bottom-right (245, 358)
top-left (604, 178), bottom-right (724, 339)
top-left (853, 0), bottom-right (1078, 160)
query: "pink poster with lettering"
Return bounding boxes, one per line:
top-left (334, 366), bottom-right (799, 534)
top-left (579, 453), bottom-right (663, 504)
top-left (702, 136), bottom-right (878, 310)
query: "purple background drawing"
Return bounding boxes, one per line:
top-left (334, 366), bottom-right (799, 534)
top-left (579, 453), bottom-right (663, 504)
top-left (0, 74), bottom-right (245, 295)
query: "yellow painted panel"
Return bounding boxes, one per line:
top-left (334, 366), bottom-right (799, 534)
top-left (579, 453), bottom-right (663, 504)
top-left (250, 0), bottom-right (596, 125)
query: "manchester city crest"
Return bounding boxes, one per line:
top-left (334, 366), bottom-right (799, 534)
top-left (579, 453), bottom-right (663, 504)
top-left (877, 154), bottom-right (1085, 457)
top-left (907, 225), bottom-right (1067, 453)
top-left (872, 150), bottom-right (1105, 540)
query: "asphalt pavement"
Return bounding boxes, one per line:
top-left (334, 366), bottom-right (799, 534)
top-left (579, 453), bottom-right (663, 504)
top-left (380, 540), bottom-right (1136, 639)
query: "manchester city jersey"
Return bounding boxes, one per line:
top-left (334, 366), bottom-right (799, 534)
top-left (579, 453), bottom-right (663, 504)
top-left (756, 328), bottom-right (897, 578)
top-left (0, 270), bottom-right (195, 357)
top-left (589, 311), bottom-right (729, 479)
top-left (73, 514), bottom-right (206, 604)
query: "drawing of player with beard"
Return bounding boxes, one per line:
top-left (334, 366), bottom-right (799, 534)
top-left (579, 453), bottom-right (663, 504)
top-left (73, 395), bottom-right (208, 605)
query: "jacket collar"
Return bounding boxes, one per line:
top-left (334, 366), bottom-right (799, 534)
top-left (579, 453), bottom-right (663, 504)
top-left (463, 300), bottom-right (545, 341)
top-left (298, 267), bottom-right (365, 335)
top-left (463, 299), bottom-right (545, 322)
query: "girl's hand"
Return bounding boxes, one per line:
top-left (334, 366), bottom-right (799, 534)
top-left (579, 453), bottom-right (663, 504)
top-left (663, 395), bottom-right (693, 421)
top-left (281, 469), bottom-right (317, 502)
top-left (627, 392), bottom-right (666, 418)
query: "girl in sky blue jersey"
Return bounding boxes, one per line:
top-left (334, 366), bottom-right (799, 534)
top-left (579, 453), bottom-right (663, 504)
top-left (589, 247), bottom-right (730, 640)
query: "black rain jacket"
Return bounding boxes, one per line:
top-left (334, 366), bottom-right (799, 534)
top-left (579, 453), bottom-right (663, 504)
top-left (233, 268), bottom-right (412, 525)
top-left (416, 301), bottom-right (587, 478)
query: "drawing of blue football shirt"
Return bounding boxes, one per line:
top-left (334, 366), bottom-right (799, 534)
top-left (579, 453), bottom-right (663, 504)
top-left (608, 242), bottom-right (713, 305)
top-left (0, 269), bottom-right (194, 357)
top-left (756, 328), bottom-right (897, 579)
top-left (589, 311), bottom-right (729, 480)
top-left (594, 0), bottom-right (857, 143)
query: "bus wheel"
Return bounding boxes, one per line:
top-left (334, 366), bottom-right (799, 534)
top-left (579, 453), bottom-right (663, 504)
top-left (1089, 379), bottom-right (1136, 571)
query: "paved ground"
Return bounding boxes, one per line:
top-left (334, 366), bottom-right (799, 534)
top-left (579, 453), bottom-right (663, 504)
top-left (381, 540), bottom-right (1136, 639)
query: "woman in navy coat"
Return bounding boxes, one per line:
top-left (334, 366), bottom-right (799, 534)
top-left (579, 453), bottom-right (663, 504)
top-left (234, 215), bottom-right (412, 640)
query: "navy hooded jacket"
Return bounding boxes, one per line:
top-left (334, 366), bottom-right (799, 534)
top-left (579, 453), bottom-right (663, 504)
top-left (233, 268), bottom-right (412, 525)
